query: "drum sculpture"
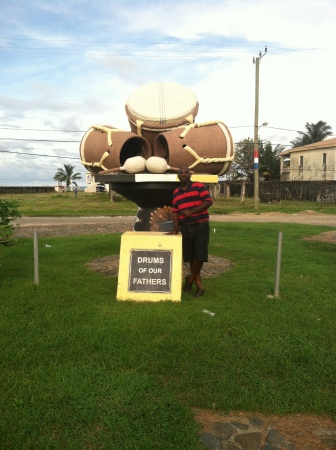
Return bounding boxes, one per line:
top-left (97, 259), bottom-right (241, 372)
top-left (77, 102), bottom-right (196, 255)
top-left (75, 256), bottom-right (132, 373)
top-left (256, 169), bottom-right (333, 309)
top-left (80, 81), bottom-right (235, 230)
top-left (154, 121), bottom-right (234, 176)
top-left (80, 125), bottom-right (151, 175)
top-left (125, 81), bottom-right (199, 152)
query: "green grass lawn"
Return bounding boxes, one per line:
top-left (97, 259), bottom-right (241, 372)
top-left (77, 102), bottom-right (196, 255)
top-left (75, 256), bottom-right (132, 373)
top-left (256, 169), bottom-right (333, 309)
top-left (1, 222), bottom-right (335, 449)
top-left (1, 191), bottom-right (336, 217)
top-left (1, 192), bottom-right (138, 217)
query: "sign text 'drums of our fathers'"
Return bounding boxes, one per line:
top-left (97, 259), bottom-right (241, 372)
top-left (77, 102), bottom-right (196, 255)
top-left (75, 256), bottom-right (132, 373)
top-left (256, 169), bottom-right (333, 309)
top-left (129, 249), bottom-right (172, 293)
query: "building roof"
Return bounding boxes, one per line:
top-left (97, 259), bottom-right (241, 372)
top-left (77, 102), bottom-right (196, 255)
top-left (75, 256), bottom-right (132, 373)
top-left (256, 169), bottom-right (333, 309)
top-left (279, 137), bottom-right (336, 156)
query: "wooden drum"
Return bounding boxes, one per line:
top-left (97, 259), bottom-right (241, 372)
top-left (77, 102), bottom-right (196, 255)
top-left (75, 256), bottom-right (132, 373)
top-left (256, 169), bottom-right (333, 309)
top-left (154, 121), bottom-right (235, 176)
top-left (125, 81), bottom-right (199, 151)
top-left (79, 125), bottom-right (151, 175)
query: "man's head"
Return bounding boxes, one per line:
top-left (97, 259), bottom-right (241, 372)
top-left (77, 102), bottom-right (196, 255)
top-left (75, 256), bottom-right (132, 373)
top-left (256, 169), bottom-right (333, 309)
top-left (178, 166), bottom-right (191, 183)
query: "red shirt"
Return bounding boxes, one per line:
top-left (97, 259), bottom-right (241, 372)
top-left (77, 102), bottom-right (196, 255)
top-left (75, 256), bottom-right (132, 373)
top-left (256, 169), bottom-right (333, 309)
top-left (172, 181), bottom-right (212, 224)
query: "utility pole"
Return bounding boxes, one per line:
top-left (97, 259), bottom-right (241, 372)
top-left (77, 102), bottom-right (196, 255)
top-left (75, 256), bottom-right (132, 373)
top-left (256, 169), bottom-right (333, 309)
top-left (253, 46), bottom-right (267, 212)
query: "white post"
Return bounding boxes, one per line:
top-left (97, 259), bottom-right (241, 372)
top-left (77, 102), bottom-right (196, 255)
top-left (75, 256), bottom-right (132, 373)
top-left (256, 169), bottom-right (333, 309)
top-left (224, 183), bottom-right (230, 199)
top-left (34, 230), bottom-right (39, 286)
top-left (241, 180), bottom-right (246, 204)
top-left (274, 231), bottom-right (283, 298)
top-left (253, 56), bottom-right (260, 212)
top-left (253, 47), bottom-right (267, 212)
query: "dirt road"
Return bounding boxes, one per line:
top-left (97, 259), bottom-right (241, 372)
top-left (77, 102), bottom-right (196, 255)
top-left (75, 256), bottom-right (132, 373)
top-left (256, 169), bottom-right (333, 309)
top-left (16, 212), bottom-right (336, 228)
top-left (14, 212), bottom-right (336, 240)
top-left (211, 211), bottom-right (336, 226)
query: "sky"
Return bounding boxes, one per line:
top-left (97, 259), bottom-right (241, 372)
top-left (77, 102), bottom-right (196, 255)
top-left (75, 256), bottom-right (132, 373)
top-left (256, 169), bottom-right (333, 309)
top-left (1, 0), bottom-right (336, 186)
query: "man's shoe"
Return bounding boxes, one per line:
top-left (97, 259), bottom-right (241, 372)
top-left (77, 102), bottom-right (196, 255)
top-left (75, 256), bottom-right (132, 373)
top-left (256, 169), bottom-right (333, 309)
top-left (183, 275), bottom-right (193, 293)
top-left (193, 289), bottom-right (205, 298)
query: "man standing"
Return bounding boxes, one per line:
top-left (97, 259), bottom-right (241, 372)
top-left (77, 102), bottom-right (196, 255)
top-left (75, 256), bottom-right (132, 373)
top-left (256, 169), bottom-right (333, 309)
top-left (171, 166), bottom-right (212, 298)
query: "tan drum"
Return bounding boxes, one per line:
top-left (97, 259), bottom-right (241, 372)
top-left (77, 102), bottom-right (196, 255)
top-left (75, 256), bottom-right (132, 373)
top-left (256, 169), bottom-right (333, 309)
top-left (154, 121), bottom-right (235, 176)
top-left (125, 81), bottom-right (199, 151)
top-left (79, 125), bottom-right (151, 175)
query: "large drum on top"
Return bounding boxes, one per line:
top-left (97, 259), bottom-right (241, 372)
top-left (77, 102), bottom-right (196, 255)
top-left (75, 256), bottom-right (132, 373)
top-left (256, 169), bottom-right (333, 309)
top-left (154, 121), bottom-right (235, 176)
top-left (79, 125), bottom-right (151, 175)
top-left (125, 81), bottom-right (199, 151)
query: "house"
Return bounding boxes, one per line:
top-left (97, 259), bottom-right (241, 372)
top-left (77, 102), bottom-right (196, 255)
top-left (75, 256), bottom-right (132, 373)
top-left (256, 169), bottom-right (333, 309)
top-left (279, 137), bottom-right (336, 181)
top-left (84, 172), bottom-right (109, 193)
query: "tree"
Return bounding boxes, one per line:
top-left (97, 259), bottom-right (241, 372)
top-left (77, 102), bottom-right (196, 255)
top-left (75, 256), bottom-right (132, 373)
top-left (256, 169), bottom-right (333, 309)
top-left (53, 171), bottom-right (65, 188)
top-left (228, 138), bottom-right (284, 181)
top-left (259, 142), bottom-right (284, 180)
top-left (229, 138), bottom-right (254, 181)
top-left (53, 164), bottom-right (82, 190)
top-left (290, 120), bottom-right (333, 148)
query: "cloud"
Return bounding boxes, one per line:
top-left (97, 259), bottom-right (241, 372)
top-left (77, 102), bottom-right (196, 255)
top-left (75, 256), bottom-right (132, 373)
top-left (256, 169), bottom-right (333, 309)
top-left (0, 0), bottom-right (335, 186)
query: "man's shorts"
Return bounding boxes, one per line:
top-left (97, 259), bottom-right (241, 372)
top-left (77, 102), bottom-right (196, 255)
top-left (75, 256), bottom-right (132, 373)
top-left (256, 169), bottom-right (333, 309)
top-left (179, 221), bottom-right (210, 263)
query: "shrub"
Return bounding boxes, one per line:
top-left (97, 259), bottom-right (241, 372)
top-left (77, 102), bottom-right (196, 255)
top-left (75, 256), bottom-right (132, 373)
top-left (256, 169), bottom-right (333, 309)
top-left (0, 199), bottom-right (21, 245)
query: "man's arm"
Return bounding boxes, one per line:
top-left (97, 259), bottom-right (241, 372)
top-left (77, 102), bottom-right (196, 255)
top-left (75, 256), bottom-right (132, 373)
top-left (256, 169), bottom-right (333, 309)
top-left (172, 211), bottom-right (180, 235)
top-left (181, 200), bottom-right (212, 218)
top-left (165, 211), bottom-right (180, 235)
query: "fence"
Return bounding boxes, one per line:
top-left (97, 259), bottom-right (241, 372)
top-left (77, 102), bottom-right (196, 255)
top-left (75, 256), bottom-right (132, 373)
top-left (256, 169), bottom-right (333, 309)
top-left (2, 182), bottom-right (336, 203)
top-left (0, 186), bottom-right (55, 194)
top-left (218, 180), bottom-right (336, 203)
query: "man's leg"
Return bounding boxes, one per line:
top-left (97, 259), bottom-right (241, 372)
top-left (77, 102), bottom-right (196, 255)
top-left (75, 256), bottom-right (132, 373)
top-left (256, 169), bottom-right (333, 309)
top-left (188, 260), bottom-right (204, 291)
top-left (187, 223), bottom-right (208, 294)
top-left (183, 225), bottom-right (206, 294)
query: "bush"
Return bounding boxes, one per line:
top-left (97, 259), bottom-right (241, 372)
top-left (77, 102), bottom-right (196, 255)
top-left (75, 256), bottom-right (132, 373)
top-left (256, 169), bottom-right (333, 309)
top-left (0, 199), bottom-right (21, 245)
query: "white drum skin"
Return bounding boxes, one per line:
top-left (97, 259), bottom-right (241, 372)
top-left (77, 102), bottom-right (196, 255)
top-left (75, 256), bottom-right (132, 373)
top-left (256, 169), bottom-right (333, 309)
top-left (125, 81), bottom-right (199, 151)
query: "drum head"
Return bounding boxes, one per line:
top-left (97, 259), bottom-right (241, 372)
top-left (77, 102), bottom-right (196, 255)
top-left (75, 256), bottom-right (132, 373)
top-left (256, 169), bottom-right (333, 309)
top-left (126, 81), bottom-right (198, 127)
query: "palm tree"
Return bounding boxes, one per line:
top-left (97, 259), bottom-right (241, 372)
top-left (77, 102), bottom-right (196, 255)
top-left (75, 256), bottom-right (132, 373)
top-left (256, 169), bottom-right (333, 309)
top-left (259, 142), bottom-right (284, 180)
top-left (53, 171), bottom-right (65, 188)
top-left (290, 120), bottom-right (333, 148)
top-left (53, 164), bottom-right (82, 190)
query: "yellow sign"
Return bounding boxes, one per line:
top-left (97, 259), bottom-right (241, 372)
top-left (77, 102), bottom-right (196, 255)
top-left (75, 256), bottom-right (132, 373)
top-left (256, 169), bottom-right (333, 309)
top-left (117, 232), bottom-right (182, 301)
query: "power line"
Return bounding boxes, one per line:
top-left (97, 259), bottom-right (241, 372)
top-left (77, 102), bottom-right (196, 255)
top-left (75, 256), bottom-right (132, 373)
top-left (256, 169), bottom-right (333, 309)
top-left (0, 125), bottom-right (305, 134)
top-left (0, 127), bottom-right (83, 132)
top-left (1, 46), bottom-right (253, 53)
top-left (1, 125), bottom-right (334, 135)
top-left (0, 138), bottom-right (79, 142)
top-left (229, 125), bottom-right (302, 132)
top-left (4, 125), bottom-right (334, 135)
top-left (265, 126), bottom-right (300, 132)
top-left (0, 38), bottom-right (258, 45)
top-left (1, 127), bottom-right (334, 149)
top-left (0, 38), bottom-right (326, 53)
top-left (2, 146), bottom-right (78, 151)
top-left (0, 51), bottom-right (241, 59)
top-left (1, 42), bottom-right (328, 60)
top-left (0, 149), bottom-right (79, 159)
top-left (0, 142), bottom-right (291, 161)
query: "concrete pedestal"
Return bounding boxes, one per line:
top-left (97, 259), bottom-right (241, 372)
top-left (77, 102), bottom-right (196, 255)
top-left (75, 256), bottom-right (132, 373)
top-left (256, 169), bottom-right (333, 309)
top-left (117, 232), bottom-right (182, 302)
